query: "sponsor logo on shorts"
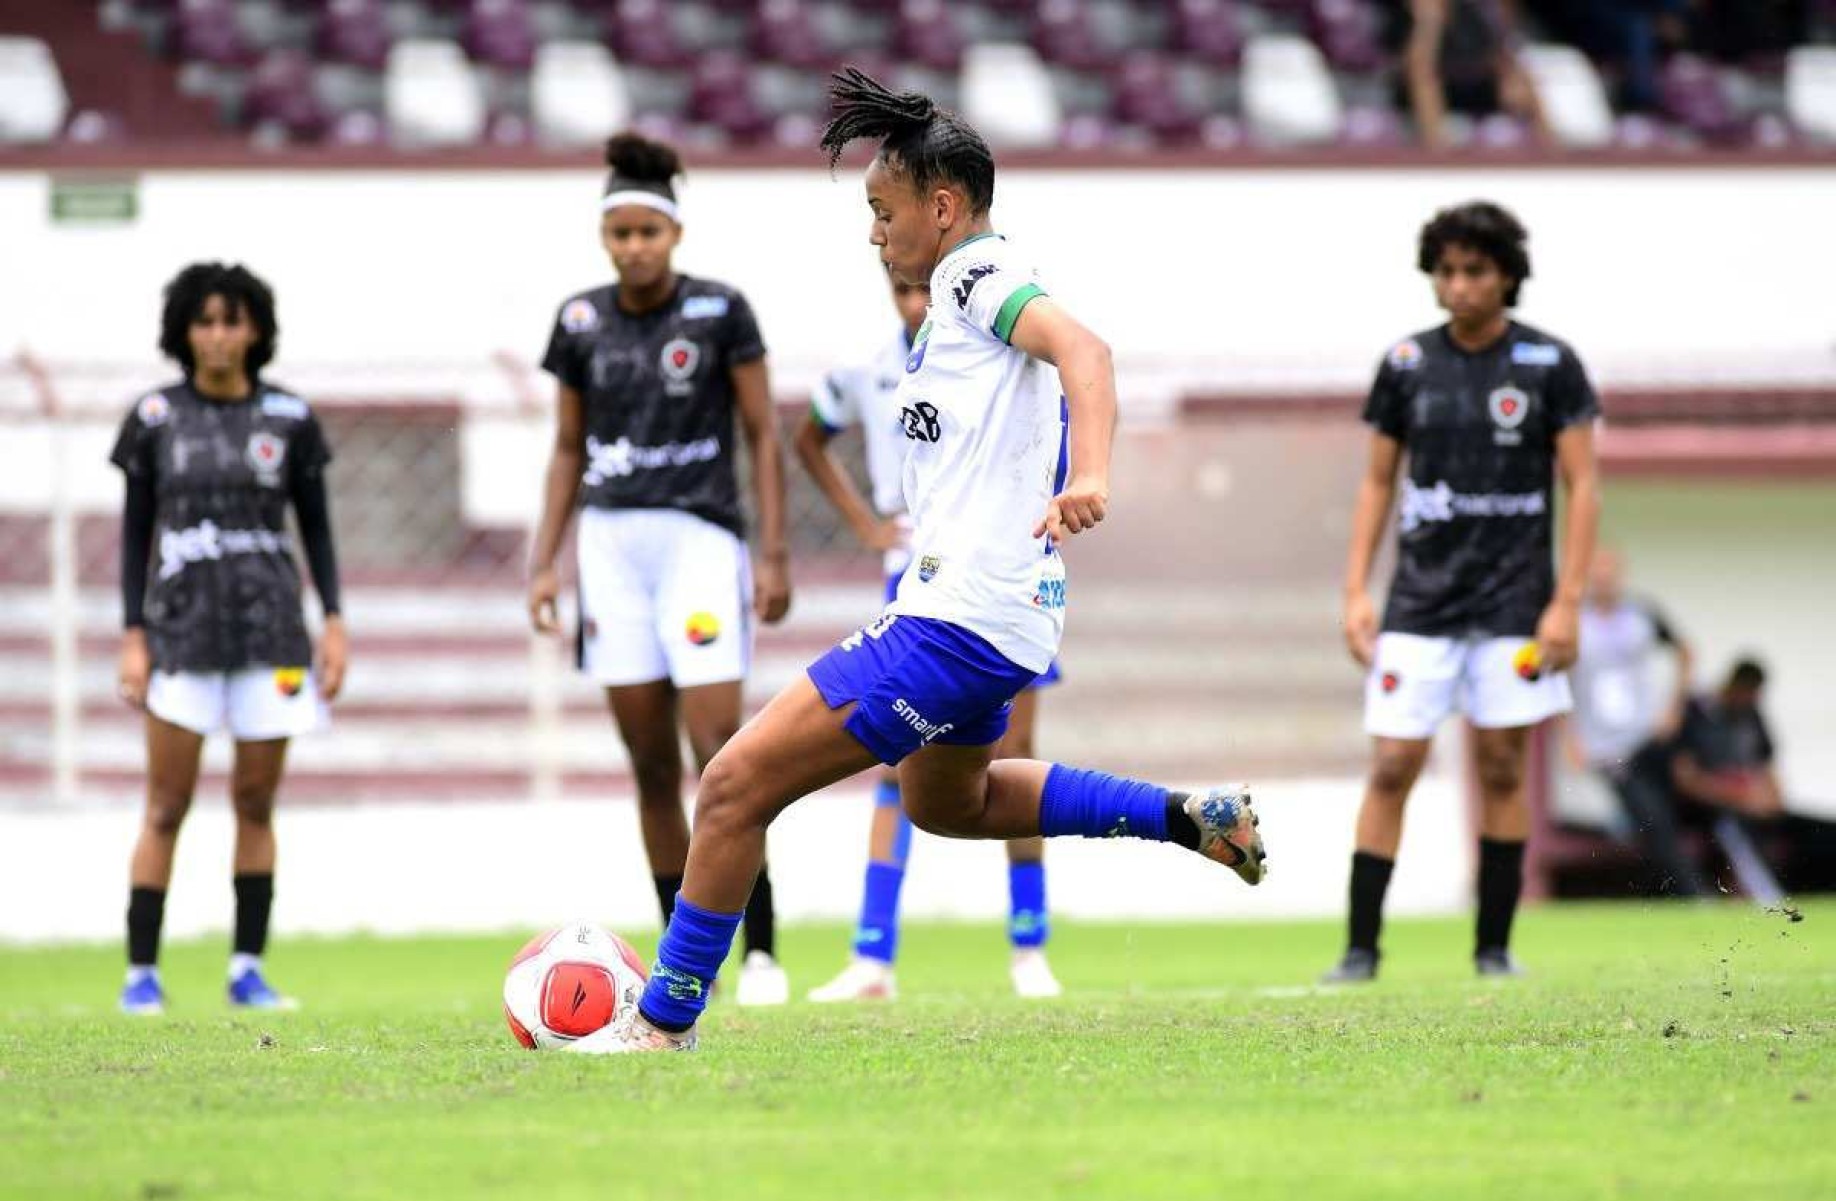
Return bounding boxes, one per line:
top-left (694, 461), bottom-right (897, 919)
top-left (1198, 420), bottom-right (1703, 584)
top-left (1381, 671), bottom-right (1401, 694)
top-left (917, 554), bottom-right (942, 583)
top-left (274, 667), bottom-right (306, 698)
top-left (158, 520), bottom-right (291, 580)
top-left (1397, 479), bottom-right (1546, 534)
top-left (840, 614), bottom-right (898, 652)
top-left (892, 697), bottom-right (954, 744)
top-left (1513, 642), bottom-right (1544, 681)
top-left (582, 434), bottom-right (720, 485)
top-left (685, 611), bottom-right (721, 646)
top-left (137, 393), bottom-right (171, 426)
top-left (681, 295), bottom-right (730, 320)
top-left (246, 431), bottom-right (287, 486)
top-left (561, 298), bottom-right (598, 333)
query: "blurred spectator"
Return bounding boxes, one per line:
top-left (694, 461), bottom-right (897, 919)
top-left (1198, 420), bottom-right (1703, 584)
top-left (1671, 658), bottom-right (1836, 896)
top-left (1527, 1), bottom-right (1689, 111)
top-left (1399, 0), bottom-right (1554, 149)
top-left (1689, 0), bottom-right (1808, 61)
top-left (1568, 547), bottom-right (1710, 896)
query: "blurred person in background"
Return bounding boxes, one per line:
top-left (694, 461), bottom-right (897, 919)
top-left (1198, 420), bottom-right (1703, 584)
top-left (1329, 201), bottom-right (1600, 984)
top-left (1566, 546), bottom-right (1711, 896)
top-left (1400, 0), bottom-right (1555, 149)
top-left (796, 273), bottom-right (1063, 1003)
top-left (1525, 0), bottom-right (1690, 112)
top-left (1671, 658), bottom-right (1836, 897)
top-left (526, 132), bottom-right (795, 1006)
top-left (112, 262), bottom-right (346, 1015)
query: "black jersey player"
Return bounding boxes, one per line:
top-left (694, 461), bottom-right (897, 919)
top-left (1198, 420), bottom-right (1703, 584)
top-left (112, 262), bottom-right (346, 1014)
top-left (1329, 202), bottom-right (1602, 982)
top-left (525, 133), bottom-right (794, 1005)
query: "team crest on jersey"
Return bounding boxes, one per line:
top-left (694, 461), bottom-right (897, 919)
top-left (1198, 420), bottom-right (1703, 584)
top-left (685, 611), bottom-right (721, 646)
top-left (1489, 386), bottom-right (1530, 446)
top-left (917, 555), bottom-right (942, 583)
top-left (1387, 339), bottom-right (1423, 371)
top-left (246, 431), bottom-right (287, 485)
top-left (137, 393), bottom-right (171, 427)
top-left (905, 321), bottom-right (931, 374)
top-left (660, 338), bottom-right (700, 385)
top-left (561, 299), bottom-right (599, 333)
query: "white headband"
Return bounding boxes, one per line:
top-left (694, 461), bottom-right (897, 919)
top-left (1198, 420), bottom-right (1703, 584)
top-left (600, 190), bottom-right (680, 221)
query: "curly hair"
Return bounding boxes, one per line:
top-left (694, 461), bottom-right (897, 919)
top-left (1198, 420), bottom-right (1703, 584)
top-left (158, 262), bottom-right (278, 379)
top-left (1417, 201), bottom-right (1532, 307)
top-left (602, 131), bottom-right (683, 199)
top-left (819, 66), bottom-right (995, 215)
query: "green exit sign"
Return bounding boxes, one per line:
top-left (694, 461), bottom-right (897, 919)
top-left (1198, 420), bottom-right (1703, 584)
top-left (50, 177), bottom-right (139, 224)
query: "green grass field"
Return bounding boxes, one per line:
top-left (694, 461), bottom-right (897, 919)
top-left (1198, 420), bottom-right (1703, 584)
top-left (2, 903), bottom-right (1830, 1201)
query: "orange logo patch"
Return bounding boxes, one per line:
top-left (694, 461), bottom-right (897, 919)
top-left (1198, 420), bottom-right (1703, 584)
top-left (685, 612), bottom-right (721, 646)
top-left (274, 667), bottom-right (306, 698)
top-left (1512, 643), bottom-right (1544, 682)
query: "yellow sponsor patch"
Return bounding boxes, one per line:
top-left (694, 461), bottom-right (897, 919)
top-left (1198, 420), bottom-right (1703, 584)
top-left (274, 667), bottom-right (307, 698)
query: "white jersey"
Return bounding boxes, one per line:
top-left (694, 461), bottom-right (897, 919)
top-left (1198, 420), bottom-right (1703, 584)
top-left (887, 233), bottom-right (1067, 673)
top-left (812, 327), bottom-right (916, 576)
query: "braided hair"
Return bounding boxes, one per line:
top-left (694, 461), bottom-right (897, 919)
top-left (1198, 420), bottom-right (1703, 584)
top-left (819, 67), bottom-right (995, 215)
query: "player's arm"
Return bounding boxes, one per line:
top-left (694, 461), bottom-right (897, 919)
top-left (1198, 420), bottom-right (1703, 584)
top-left (527, 383), bottom-right (585, 634)
top-left (793, 405), bottom-right (897, 552)
top-left (117, 471), bottom-right (155, 709)
top-left (733, 357), bottom-right (792, 623)
top-left (1405, 0), bottom-right (1451, 151)
top-left (1343, 433), bottom-right (1402, 667)
top-left (1536, 421), bottom-right (1600, 671)
top-left (1008, 297), bottom-right (1115, 541)
top-left (289, 464), bottom-right (347, 701)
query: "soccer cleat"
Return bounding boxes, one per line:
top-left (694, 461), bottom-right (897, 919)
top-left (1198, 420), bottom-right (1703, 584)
top-left (1181, 784), bottom-right (1267, 885)
top-left (567, 1009), bottom-right (698, 1054)
top-left (734, 950), bottom-right (790, 1007)
top-left (120, 974), bottom-right (166, 1015)
top-left (228, 966), bottom-right (300, 1011)
top-left (1320, 948), bottom-right (1379, 985)
top-left (807, 957), bottom-right (897, 1003)
top-left (1009, 949), bottom-right (1063, 999)
top-left (1475, 949), bottom-right (1527, 978)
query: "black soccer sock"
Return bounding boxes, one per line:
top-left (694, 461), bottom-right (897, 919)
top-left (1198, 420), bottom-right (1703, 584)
top-left (1475, 838), bottom-right (1527, 955)
top-left (1347, 851), bottom-right (1395, 955)
top-left (1164, 796), bottom-right (1201, 851)
top-left (127, 886), bottom-right (166, 968)
top-left (652, 873), bottom-right (683, 928)
top-left (233, 873), bottom-right (275, 958)
top-left (743, 866), bottom-right (776, 958)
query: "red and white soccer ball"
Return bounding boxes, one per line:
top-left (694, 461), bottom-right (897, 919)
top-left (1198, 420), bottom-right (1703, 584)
top-left (503, 922), bottom-right (648, 1051)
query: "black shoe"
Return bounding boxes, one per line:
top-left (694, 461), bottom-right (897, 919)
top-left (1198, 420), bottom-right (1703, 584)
top-left (1474, 948), bottom-right (1527, 978)
top-left (1320, 948), bottom-right (1378, 984)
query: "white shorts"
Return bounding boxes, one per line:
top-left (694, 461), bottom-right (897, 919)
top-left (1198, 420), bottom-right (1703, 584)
top-left (147, 667), bottom-right (329, 740)
top-left (1363, 632), bottom-right (1572, 740)
top-left (576, 508), bottom-right (753, 689)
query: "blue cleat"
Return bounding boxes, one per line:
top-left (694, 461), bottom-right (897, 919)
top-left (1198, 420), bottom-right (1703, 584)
top-left (228, 966), bottom-right (299, 1010)
top-left (120, 973), bottom-right (166, 1016)
top-left (1180, 784), bottom-right (1268, 886)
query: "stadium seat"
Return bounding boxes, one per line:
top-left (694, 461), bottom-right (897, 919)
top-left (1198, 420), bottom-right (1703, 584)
top-left (1171, 0), bottom-right (1244, 70)
top-left (687, 50), bottom-right (772, 142)
top-left (1034, 0), bottom-right (1109, 71)
top-left (1307, 0), bottom-right (1386, 74)
top-left (893, 0), bottom-right (967, 73)
top-left (245, 48), bottom-right (329, 141)
top-left (960, 42), bottom-right (1061, 149)
top-left (0, 37), bottom-right (69, 144)
top-left (174, 0), bottom-right (257, 67)
top-left (752, 0), bottom-right (836, 70)
top-left (603, 0), bottom-right (692, 69)
top-left (318, 0), bottom-right (393, 71)
top-left (1241, 33), bottom-right (1342, 145)
top-left (1785, 46), bottom-right (1836, 141)
top-left (530, 40), bottom-right (630, 147)
top-left (462, 0), bottom-right (539, 71)
top-left (1112, 52), bottom-right (1208, 142)
top-left (384, 39), bottom-right (486, 146)
top-left (1519, 43), bottom-right (1614, 149)
top-left (1660, 53), bottom-right (1744, 144)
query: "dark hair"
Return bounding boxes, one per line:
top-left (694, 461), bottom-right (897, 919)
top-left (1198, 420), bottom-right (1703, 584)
top-left (819, 67), bottom-right (995, 215)
top-left (1727, 657), bottom-right (1767, 690)
top-left (158, 262), bottom-right (277, 379)
top-left (603, 131), bottom-right (682, 202)
top-left (1418, 201), bottom-right (1532, 307)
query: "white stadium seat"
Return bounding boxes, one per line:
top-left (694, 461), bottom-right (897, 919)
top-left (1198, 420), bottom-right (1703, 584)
top-left (1785, 46), bottom-right (1836, 142)
top-left (531, 41), bottom-right (630, 148)
top-left (1520, 43), bottom-right (1614, 149)
top-left (384, 39), bottom-right (485, 148)
top-left (960, 43), bottom-right (1061, 150)
top-left (0, 37), bottom-right (70, 144)
top-left (1242, 34), bottom-right (1342, 146)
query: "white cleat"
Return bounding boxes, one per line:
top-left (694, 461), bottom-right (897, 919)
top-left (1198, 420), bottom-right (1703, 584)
top-left (734, 950), bottom-right (790, 1007)
top-left (1009, 949), bottom-right (1063, 999)
top-left (1181, 784), bottom-right (1268, 886)
top-left (807, 957), bottom-right (897, 1003)
top-left (566, 1009), bottom-right (698, 1054)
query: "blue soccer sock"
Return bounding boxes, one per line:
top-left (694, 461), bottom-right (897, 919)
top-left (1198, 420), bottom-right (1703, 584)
top-left (1008, 860), bottom-right (1049, 949)
top-left (854, 862), bottom-right (906, 964)
top-left (1038, 764), bottom-right (1170, 842)
top-left (638, 895), bottom-right (742, 1032)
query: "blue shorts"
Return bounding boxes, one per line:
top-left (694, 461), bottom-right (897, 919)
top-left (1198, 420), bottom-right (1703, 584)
top-left (883, 572), bottom-right (1061, 690)
top-left (806, 614), bottom-right (1042, 766)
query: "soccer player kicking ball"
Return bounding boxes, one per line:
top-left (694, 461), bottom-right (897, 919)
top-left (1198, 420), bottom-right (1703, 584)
top-left (579, 68), bottom-right (1267, 1052)
top-left (1324, 202), bottom-right (1602, 984)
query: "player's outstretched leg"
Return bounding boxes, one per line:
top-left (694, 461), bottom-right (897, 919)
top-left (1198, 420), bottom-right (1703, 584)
top-left (809, 773), bottom-right (908, 1003)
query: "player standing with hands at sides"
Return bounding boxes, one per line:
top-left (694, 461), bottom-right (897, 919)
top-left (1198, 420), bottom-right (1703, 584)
top-left (113, 263), bottom-right (346, 1014)
top-left (526, 133), bottom-right (795, 1006)
top-left (1327, 202), bottom-right (1601, 984)
top-left (580, 68), bottom-right (1266, 1053)
top-left (797, 273), bottom-right (1064, 1002)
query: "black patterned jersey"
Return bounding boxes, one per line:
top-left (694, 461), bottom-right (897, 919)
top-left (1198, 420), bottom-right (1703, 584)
top-left (1362, 321), bottom-right (1600, 638)
top-left (109, 381), bottom-right (332, 672)
top-left (540, 274), bottom-right (766, 537)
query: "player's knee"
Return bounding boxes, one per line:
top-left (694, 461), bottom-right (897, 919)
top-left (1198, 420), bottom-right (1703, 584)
top-left (230, 784), bottom-right (275, 826)
top-left (692, 751), bottom-right (768, 834)
top-left (902, 792), bottom-right (978, 838)
top-left (144, 792), bottom-right (192, 837)
top-left (1474, 748), bottom-right (1525, 799)
top-left (1369, 748), bottom-right (1422, 798)
top-left (629, 753), bottom-right (684, 807)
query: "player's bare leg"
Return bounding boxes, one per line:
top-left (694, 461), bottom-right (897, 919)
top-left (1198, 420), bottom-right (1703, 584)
top-left (122, 715), bottom-right (206, 1014)
top-left (226, 737), bottom-right (296, 1009)
top-left (1325, 736), bottom-right (1432, 984)
top-left (1469, 723), bottom-right (1533, 977)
